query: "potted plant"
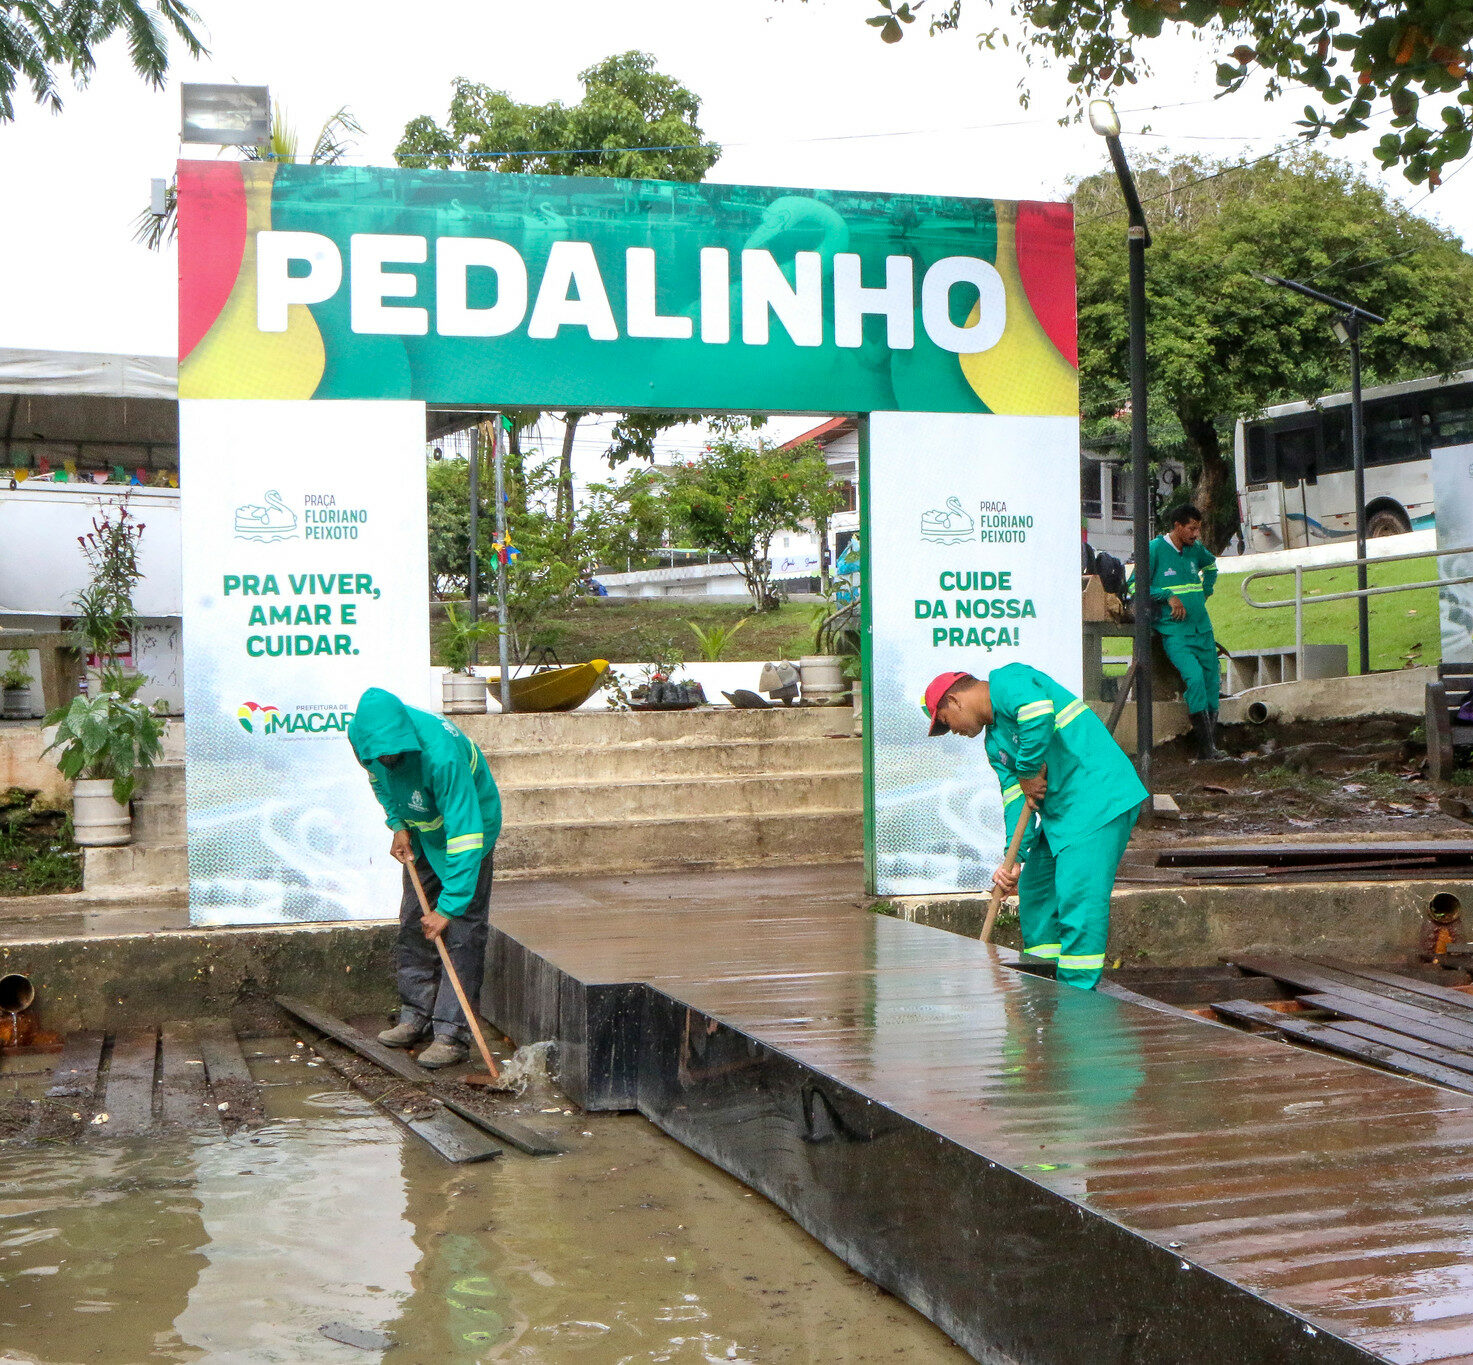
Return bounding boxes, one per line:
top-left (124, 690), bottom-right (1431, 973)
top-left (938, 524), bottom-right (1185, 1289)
top-left (802, 594), bottom-right (857, 706)
top-left (1, 650), bottom-right (31, 720)
top-left (440, 603), bottom-right (500, 714)
top-left (70, 502), bottom-right (145, 687)
top-left (43, 669), bottom-right (166, 846)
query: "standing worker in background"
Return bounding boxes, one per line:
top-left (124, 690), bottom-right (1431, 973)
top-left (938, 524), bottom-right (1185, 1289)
top-left (348, 687), bottom-right (502, 1069)
top-left (922, 664), bottom-right (1147, 990)
top-left (1148, 503), bottom-right (1227, 761)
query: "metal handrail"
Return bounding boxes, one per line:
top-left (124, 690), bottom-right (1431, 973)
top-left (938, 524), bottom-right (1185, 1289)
top-left (1238, 542), bottom-right (1473, 672)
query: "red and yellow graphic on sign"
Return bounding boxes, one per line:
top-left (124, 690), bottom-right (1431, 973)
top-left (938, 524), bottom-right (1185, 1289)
top-left (236, 701), bottom-right (280, 734)
top-left (179, 163), bottom-right (325, 399)
top-left (959, 201), bottom-right (1078, 417)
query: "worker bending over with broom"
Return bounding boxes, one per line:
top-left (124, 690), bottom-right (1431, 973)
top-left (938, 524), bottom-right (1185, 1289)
top-left (922, 664), bottom-right (1146, 990)
top-left (348, 687), bottom-right (502, 1069)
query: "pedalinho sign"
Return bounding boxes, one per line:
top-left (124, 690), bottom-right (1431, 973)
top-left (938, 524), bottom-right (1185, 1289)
top-left (179, 160), bottom-right (1079, 916)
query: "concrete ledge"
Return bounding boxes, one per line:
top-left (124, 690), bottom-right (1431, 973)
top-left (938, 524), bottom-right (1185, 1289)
top-left (1220, 666), bottom-right (1433, 724)
top-left (883, 877), bottom-right (1466, 967)
top-left (0, 921), bottom-right (397, 1032)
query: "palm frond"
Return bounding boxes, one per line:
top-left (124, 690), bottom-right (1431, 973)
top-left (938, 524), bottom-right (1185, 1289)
top-left (311, 105), bottom-right (362, 165)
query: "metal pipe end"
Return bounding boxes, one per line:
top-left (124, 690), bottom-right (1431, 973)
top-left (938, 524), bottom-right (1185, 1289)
top-left (0, 973), bottom-right (35, 1013)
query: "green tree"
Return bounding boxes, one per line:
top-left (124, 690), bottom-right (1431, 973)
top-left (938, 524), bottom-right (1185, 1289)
top-left (426, 453), bottom-right (472, 598)
top-left (1, 0), bottom-right (204, 123)
top-left (396, 51), bottom-right (721, 525)
top-left (862, 0), bottom-right (1473, 185)
top-left (1075, 150), bottom-right (1473, 549)
top-left (663, 434), bottom-right (844, 611)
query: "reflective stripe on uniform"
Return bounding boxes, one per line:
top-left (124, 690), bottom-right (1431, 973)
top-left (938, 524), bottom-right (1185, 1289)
top-left (446, 833), bottom-right (483, 856)
top-left (1055, 699), bottom-right (1089, 729)
top-left (1002, 783), bottom-right (1023, 805)
top-left (405, 816), bottom-right (443, 832)
top-left (1023, 943), bottom-right (1061, 960)
top-left (469, 745), bottom-right (481, 773)
top-left (1017, 699), bottom-right (1055, 722)
top-left (1058, 953), bottom-right (1106, 970)
top-left (1171, 583), bottom-right (1205, 594)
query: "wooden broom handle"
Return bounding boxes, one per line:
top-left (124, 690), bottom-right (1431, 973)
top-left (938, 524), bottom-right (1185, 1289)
top-left (981, 799), bottom-right (1034, 944)
top-left (405, 858), bottom-right (501, 1081)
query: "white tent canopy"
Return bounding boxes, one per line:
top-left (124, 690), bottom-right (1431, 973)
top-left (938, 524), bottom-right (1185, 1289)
top-left (1, 346), bottom-right (178, 473)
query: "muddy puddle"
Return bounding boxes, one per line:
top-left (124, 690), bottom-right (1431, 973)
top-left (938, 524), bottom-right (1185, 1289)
top-left (1, 1036), bottom-right (969, 1362)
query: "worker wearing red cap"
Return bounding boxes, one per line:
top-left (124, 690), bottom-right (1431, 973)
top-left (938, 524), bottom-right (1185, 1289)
top-left (921, 664), bottom-right (1147, 989)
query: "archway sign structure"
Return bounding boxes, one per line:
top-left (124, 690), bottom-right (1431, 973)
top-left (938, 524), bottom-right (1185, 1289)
top-left (177, 160), bottom-right (1080, 924)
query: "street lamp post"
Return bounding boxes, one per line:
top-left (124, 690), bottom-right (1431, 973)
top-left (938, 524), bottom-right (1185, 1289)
top-left (1260, 275), bottom-right (1385, 675)
top-left (1090, 100), bottom-right (1155, 792)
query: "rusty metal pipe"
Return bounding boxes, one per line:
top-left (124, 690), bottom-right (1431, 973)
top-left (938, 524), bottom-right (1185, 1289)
top-left (0, 973), bottom-right (34, 1014)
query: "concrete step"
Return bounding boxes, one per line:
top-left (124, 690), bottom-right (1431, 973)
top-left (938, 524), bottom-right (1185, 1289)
top-left (487, 735), bottom-right (860, 785)
top-left (135, 762), bottom-right (185, 798)
top-left (457, 706), bottom-right (853, 752)
top-left (83, 841), bottom-right (187, 892)
top-left (493, 808), bottom-right (862, 879)
top-left (501, 770), bottom-right (861, 825)
top-left (131, 796), bottom-right (185, 843)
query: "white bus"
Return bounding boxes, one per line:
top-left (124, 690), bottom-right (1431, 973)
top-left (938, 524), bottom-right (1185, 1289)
top-left (1235, 369), bottom-right (1473, 553)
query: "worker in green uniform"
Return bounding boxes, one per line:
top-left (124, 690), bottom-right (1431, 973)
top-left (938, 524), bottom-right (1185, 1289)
top-left (923, 664), bottom-right (1147, 990)
top-left (1148, 503), bottom-right (1226, 761)
top-left (348, 687), bottom-right (503, 1069)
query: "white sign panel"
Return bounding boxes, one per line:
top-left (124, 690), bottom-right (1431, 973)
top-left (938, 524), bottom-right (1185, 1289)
top-left (866, 411), bottom-right (1082, 896)
top-left (179, 399), bottom-right (429, 924)
top-left (1433, 441), bottom-right (1473, 665)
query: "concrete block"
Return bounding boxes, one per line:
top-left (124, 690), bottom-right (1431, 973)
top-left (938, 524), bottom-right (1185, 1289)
top-left (83, 842), bottom-right (186, 892)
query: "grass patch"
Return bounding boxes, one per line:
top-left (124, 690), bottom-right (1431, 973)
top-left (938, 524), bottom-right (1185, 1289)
top-left (0, 792), bottom-right (81, 896)
top-left (432, 598), bottom-right (817, 666)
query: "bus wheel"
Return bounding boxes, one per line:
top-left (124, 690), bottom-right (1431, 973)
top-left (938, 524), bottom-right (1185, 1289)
top-left (1367, 506), bottom-right (1411, 537)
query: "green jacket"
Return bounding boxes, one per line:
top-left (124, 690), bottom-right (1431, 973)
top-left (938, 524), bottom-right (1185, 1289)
top-left (1147, 534), bottom-right (1217, 636)
top-left (984, 663), bottom-right (1147, 857)
top-left (347, 689), bottom-right (502, 917)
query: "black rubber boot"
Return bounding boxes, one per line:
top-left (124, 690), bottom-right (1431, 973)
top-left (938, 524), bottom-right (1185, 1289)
top-left (1190, 710), bottom-right (1227, 761)
top-left (1207, 709), bottom-right (1228, 760)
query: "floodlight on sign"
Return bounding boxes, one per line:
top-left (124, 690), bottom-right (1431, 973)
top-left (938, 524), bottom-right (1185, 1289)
top-left (1088, 99), bottom-right (1122, 138)
top-left (181, 84), bottom-right (269, 146)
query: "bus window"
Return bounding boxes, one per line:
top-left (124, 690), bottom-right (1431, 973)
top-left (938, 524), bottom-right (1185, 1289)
top-left (1428, 388), bottom-right (1473, 447)
top-left (1275, 423), bottom-right (1318, 487)
top-left (1366, 401), bottom-right (1423, 466)
top-left (1246, 426), bottom-right (1271, 484)
top-left (1321, 409), bottom-right (1352, 473)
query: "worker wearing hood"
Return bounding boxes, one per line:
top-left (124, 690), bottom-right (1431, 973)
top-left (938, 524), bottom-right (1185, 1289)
top-left (348, 687), bottom-right (503, 1069)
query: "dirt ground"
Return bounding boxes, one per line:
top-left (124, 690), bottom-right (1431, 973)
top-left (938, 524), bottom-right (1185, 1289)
top-left (1136, 714), bottom-right (1468, 846)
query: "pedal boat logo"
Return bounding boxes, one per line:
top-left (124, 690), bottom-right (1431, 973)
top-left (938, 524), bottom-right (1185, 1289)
top-left (233, 489), bottom-right (299, 541)
top-left (921, 496), bottom-right (976, 545)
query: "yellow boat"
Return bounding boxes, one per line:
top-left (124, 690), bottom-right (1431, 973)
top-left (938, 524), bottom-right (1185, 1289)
top-left (485, 660), bottom-right (609, 712)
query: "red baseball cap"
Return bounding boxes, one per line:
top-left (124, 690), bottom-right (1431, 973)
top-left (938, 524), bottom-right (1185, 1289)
top-left (921, 671), bottom-right (973, 736)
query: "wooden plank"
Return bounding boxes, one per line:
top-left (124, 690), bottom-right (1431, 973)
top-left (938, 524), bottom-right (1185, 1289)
top-left (94, 1028), bottom-right (157, 1137)
top-left (1330, 1018), bottom-right (1473, 1078)
top-left (195, 1018), bottom-right (254, 1086)
top-left (305, 1033), bottom-right (500, 1164)
top-left (159, 1022), bottom-right (219, 1132)
top-left (402, 1109), bottom-right (502, 1163)
top-left (276, 996), bottom-right (427, 1086)
top-left (439, 1095), bottom-right (565, 1157)
top-left (1298, 994), bottom-right (1473, 1056)
top-left (1165, 841), bottom-right (1473, 868)
top-left (1233, 957), bottom-right (1473, 1043)
top-left (1313, 959), bottom-right (1473, 1014)
top-left (278, 996), bottom-right (563, 1157)
top-left (1211, 999), bottom-right (1473, 1093)
top-left (47, 1030), bottom-right (104, 1099)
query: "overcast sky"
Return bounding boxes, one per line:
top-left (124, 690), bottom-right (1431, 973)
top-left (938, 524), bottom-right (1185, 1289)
top-left (2, 0), bottom-right (1466, 473)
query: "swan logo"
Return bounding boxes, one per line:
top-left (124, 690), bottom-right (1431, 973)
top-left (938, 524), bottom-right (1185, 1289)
top-left (234, 489), bottom-right (299, 542)
top-left (237, 701), bottom-right (280, 734)
top-left (920, 496), bottom-right (976, 545)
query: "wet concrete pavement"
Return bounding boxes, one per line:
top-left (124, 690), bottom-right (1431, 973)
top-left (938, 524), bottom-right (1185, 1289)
top-left (0, 1033), bottom-right (968, 1363)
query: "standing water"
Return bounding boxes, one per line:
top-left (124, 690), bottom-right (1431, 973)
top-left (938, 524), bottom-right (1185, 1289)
top-left (1, 1036), bottom-right (971, 1362)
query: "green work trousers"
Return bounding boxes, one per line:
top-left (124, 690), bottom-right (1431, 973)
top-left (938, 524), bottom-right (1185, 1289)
top-left (1017, 807), bottom-right (1138, 990)
top-left (1160, 629), bottom-right (1220, 716)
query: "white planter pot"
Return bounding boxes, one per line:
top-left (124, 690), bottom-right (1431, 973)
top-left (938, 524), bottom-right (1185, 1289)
top-left (799, 655), bottom-right (849, 705)
top-left (73, 777), bottom-right (132, 847)
top-left (442, 672), bottom-right (489, 715)
top-left (2, 686), bottom-right (29, 721)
